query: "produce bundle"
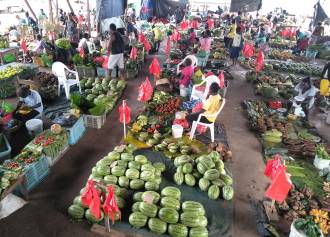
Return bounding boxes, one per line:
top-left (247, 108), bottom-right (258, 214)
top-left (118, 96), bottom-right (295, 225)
top-left (37, 72), bottom-right (58, 101)
top-left (266, 60), bottom-right (323, 76)
top-left (0, 169), bottom-right (20, 196)
top-left (0, 37), bottom-right (9, 49)
top-left (0, 66), bottom-right (22, 80)
top-left (129, 186), bottom-right (209, 237)
top-left (173, 151), bottom-right (234, 201)
top-left (55, 38), bottom-right (71, 50)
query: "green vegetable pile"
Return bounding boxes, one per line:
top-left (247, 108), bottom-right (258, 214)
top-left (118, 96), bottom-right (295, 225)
top-left (316, 145), bottom-right (330, 160)
top-left (294, 217), bottom-right (322, 237)
top-left (55, 38), bottom-right (71, 50)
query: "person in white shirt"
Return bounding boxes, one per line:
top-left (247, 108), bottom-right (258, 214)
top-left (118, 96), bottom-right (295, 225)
top-left (15, 85), bottom-right (43, 122)
top-left (78, 33), bottom-right (89, 54)
top-left (9, 27), bottom-right (20, 42)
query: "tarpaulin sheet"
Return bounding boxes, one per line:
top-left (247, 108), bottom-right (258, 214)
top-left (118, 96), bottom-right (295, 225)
top-left (96, 0), bottom-right (127, 21)
top-left (313, 1), bottom-right (328, 26)
top-left (230, 0), bottom-right (262, 12)
top-left (109, 149), bottom-right (233, 237)
top-left (151, 0), bottom-right (188, 18)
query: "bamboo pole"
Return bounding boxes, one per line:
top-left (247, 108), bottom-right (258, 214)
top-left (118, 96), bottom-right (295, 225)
top-left (23, 0), bottom-right (38, 22)
top-left (66, 0), bottom-right (74, 14)
top-left (87, 0), bottom-right (91, 35)
top-left (49, 0), bottom-right (54, 23)
top-left (55, 0), bottom-right (59, 23)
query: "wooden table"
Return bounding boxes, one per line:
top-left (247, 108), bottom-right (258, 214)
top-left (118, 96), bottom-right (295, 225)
top-left (0, 174), bottom-right (28, 202)
top-left (0, 47), bottom-right (20, 65)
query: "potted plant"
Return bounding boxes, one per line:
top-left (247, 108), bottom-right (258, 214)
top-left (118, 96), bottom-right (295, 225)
top-left (291, 217), bottom-right (323, 237)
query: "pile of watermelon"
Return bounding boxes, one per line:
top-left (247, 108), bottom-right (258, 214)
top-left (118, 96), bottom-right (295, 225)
top-left (129, 186), bottom-right (209, 237)
top-left (174, 151), bottom-right (234, 201)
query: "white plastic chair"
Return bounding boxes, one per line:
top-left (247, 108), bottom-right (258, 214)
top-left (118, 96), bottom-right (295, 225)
top-left (189, 98), bottom-right (226, 142)
top-left (176, 55), bottom-right (198, 75)
top-left (87, 41), bottom-right (97, 54)
top-left (190, 75), bottom-right (220, 102)
top-left (52, 62), bottom-right (81, 99)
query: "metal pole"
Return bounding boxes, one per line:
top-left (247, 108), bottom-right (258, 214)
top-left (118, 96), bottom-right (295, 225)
top-left (66, 0), bottom-right (74, 14)
top-left (87, 0), bottom-right (91, 35)
top-left (23, 0), bottom-right (38, 22)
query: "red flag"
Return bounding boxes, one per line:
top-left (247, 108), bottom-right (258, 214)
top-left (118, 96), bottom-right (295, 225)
top-left (180, 20), bottom-right (189, 30)
top-left (190, 20), bottom-right (198, 29)
top-left (255, 50), bottom-right (264, 73)
top-left (218, 70), bottom-right (225, 89)
top-left (207, 18), bottom-right (214, 29)
top-left (174, 30), bottom-right (181, 41)
top-left (21, 39), bottom-right (28, 54)
top-left (264, 155), bottom-right (283, 180)
top-left (143, 40), bottom-right (151, 52)
top-left (81, 180), bottom-right (101, 219)
top-left (149, 58), bottom-right (161, 77)
top-left (138, 32), bottom-right (146, 43)
top-left (130, 47), bottom-right (138, 60)
top-left (265, 166), bottom-right (292, 203)
top-left (119, 100), bottom-right (131, 124)
top-left (103, 185), bottom-right (121, 224)
top-left (242, 42), bottom-right (255, 58)
top-left (79, 47), bottom-right (85, 58)
top-left (138, 77), bottom-right (153, 102)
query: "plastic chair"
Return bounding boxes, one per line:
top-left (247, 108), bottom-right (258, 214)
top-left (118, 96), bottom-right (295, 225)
top-left (176, 55), bottom-right (198, 74)
top-left (52, 62), bottom-right (81, 99)
top-left (189, 99), bottom-right (226, 142)
top-left (87, 41), bottom-right (97, 54)
top-left (190, 75), bottom-right (220, 102)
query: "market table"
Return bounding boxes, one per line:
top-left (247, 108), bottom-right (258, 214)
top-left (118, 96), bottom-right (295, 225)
top-left (0, 174), bottom-right (28, 202)
top-left (0, 47), bottom-right (20, 65)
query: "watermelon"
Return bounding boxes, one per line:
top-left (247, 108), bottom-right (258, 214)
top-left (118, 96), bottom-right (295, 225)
top-left (209, 151), bottom-right (221, 162)
top-left (189, 227), bottom-right (208, 237)
top-left (128, 161), bottom-right (141, 170)
top-left (125, 168), bottom-right (140, 180)
top-left (192, 170), bottom-right (202, 179)
top-left (118, 176), bottom-right (130, 188)
top-left (129, 212), bottom-right (148, 228)
top-left (183, 163), bottom-right (193, 174)
top-left (159, 207), bottom-right (179, 224)
top-left (154, 169), bottom-right (162, 177)
top-left (115, 195), bottom-right (126, 209)
top-left (141, 164), bottom-right (155, 172)
top-left (148, 217), bottom-right (167, 235)
top-left (174, 155), bottom-right (192, 167)
top-left (204, 169), bottom-right (220, 181)
top-left (211, 178), bottom-right (226, 187)
top-left (106, 151), bottom-right (120, 160)
top-left (120, 187), bottom-right (128, 198)
top-left (135, 155), bottom-right (148, 164)
top-left (182, 201), bottom-right (205, 214)
top-left (133, 192), bottom-right (143, 202)
top-left (161, 187), bottom-right (181, 200)
top-left (222, 185), bottom-right (234, 200)
top-left (139, 202), bottom-right (158, 218)
top-left (85, 209), bottom-right (104, 223)
top-left (208, 184), bottom-right (220, 200)
top-left (153, 176), bottom-right (162, 185)
top-left (121, 153), bottom-right (134, 161)
top-left (130, 179), bottom-right (145, 190)
top-left (73, 196), bottom-right (88, 208)
top-left (111, 166), bottom-right (126, 176)
top-left (198, 178), bottom-right (210, 191)
top-left (184, 174), bottom-right (196, 186)
top-left (197, 163), bottom-right (207, 175)
top-left (132, 201), bottom-right (142, 212)
top-left (168, 223), bottom-right (188, 237)
top-left (145, 181), bottom-right (159, 191)
top-left (104, 175), bottom-right (118, 185)
top-left (174, 172), bottom-right (184, 185)
top-left (161, 197), bottom-right (181, 211)
top-left (117, 160), bottom-right (128, 168)
top-left (198, 156), bottom-right (215, 169)
top-left (68, 204), bottom-right (85, 219)
top-left (140, 170), bottom-right (155, 181)
top-left (153, 162), bottom-right (166, 172)
top-left (180, 213), bottom-right (205, 228)
top-left (220, 174), bottom-right (233, 185)
top-left (142, 191), bottom-right (160, 204)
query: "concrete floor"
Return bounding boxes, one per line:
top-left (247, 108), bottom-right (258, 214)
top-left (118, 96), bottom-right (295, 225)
top-left (0, 58), bottom-right (271, 237)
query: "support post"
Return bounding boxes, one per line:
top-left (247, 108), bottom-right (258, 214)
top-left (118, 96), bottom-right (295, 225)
top-left (24, 0), bottom-right (38, 22)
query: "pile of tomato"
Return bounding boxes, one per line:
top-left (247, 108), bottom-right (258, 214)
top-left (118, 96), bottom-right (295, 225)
top-left (155, 98), bottom-right (181, 115)
top-left (34, 134), bottom-right (55, 147)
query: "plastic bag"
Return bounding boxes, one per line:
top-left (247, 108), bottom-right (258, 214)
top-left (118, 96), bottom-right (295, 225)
top-left (102, 56), bottom-right (109, 69)
top-left (242, 42), bottom-right (255, 58)
top-left (320, 79), bottom-right (330, 96)
top-left (255, 50), bottom-right (265, 73)
top-left (264, 155), bottom-right (283, 180)
top-left (265, 166), bottom-right (292, 203)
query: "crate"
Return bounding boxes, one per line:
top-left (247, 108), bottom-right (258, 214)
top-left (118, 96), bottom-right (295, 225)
top-left (75, 65), bottom-right (96, 78)
top-left (96, 67), bottom-right (109, 77)
top-left (66, 116), bottom-right (86, 145)
top-left (46, 145), bottom-right (69, 166)
top-left (83, 113), bottom-right (106, 129)
top-left (0, 135), bottom-right (11, 163)
top-left (23, 156), bottom-right (49, 191)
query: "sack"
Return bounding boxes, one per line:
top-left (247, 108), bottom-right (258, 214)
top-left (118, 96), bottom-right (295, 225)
top-left (320, 79), bottom-right (330, 96)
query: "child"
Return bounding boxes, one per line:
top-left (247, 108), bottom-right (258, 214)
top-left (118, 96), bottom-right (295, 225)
top-left (178, 58), bottom-right (194, 97)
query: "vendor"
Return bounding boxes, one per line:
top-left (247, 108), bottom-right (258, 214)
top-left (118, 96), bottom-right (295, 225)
top-left (311, 21), bottom-right (324, 45)
top-left (33, 34), bottom-right (46, 54)
top-left (255, 27), bottom-right (267, 48)
top-left (292, 77), bottom-right (318, 118)
top-left (292, 35), bottom-right (309, 55)
top-left (224, 19), bottom-right (236, 48)
top-left (187, 83), bottom-right (222, 126)
top-left (199, 30), bottom-right (213, 54)
top-left (152, 24), bottom-right (162, 52)
top-left (78, 33), bottom-right (90, 54)
top-left (177, 58), bottom-right (194, 97)
top-left (321, 61), bottom-right (330, 80)
top-left (15, 85), bottom-right (43, 123)
top-left (9, 27), bottom-right (20, 42)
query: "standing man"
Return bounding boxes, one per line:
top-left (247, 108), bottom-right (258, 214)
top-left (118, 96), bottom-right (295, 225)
top-left (38, 9), bottom-right (47, 36)
top-left (107, 24), bottom-right (125, 80)
top-left (311, 21), bottom-right (324, 44)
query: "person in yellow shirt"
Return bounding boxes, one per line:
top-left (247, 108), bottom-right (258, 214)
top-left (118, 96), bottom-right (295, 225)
top-left (225, 19), bottom-right (237, 48)
top-left (152, 25), bottom-right (163, 52)
top-left (188, 83), bottom-right (222, 125)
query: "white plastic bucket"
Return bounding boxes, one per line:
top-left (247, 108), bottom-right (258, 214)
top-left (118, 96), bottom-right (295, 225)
top-left (172, 125), bottom-right (183, 138)
top-left (314, 154), bottom-right (330, 170)
top-left (180, 85), bottom-right (188, 97)
top-left (25, 119), bottom-right (43, 137)
top-left (175, 112), bottom-right (186, 120)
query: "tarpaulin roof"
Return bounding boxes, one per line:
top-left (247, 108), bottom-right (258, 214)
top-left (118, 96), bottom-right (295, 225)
top-left (230, 0), bottom-right (262, 12)
top-left (149, 0), bottom-right (188, 18)
top-left (313, 0), bottom-right (329, 25)
top-left (96, 0), bottom-right (127, 21)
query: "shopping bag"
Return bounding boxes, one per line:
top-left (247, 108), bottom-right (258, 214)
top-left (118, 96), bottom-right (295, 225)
top-left (320, 79), bottom-right (330, 96)
top-left (265, 166), bottom-right (292, 203)
top-left (264, 155), bottom-right (283, 180)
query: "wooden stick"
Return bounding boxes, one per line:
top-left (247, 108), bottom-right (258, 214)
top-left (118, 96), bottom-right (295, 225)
top-left (49, 0), bottom-right (54, 23)
top-left (66, 0), bottom-right (74, 14)
top-left (105, 216), bottom-right (111, 232)
top-left (24, 0), bottom-right (38, 22)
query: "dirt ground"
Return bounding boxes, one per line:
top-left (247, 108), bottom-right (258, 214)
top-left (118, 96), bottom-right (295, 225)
top-left (0, 56), bottom-right (271, 237)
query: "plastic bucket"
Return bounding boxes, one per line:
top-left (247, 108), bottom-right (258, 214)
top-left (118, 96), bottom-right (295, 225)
top-left (180, 86), bottom-right (188, 97)
top-left (25, 119), bottom-right (43, 137)
top-left (172, 125), bottom-right (183, 138)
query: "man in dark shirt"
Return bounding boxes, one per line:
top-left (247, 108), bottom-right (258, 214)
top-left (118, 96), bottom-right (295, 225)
top-left (107, 24), bottom-right (125, 80)
top-left (321, 61), bottom-right (330, 80)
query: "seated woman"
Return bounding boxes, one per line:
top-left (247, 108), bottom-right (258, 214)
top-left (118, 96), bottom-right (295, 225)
top-left (15, 85), bottom-right (43, 123)
top-left (187, 82), bottom-right (222, 126)
top-left (33, 34), bottom-right (46, 55)
top-left (177, 58), bottom-right (194, 97)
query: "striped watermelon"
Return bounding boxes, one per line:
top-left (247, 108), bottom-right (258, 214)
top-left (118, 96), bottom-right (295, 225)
top-left (192, 170), bottom-right (202, 179)
top-left (148, 218), bottom-right (167, 235)
top-left (199, 156), bottom-right (215, 169)
top-left (183, 163), bottom-right (193, 174)
top-left (107, 151), bottom-right (120, 161)
top-left (212, 178), bottom-right (226, 187)
top-left (129, 212), bottom-right (148, 228)
top-left (115, 195), bottom-right (126, 209)
top-left (182, 201), bottom-right (205, 215)
top-left (203, 169), bottom-right (220, 181)
top-left (140, 170), bottom-right (155, 181)
top-left (134, 155), bottom-right (148, 164)
top-left (161, 187), bottom-right (181, 200)
top-left (161, 197), bottom-right (181, 211)
top-left (125, 168), bottom-right (140, 180)
top-left (130, 179), bottom-right (145, 190)
top-left (145, 181), bottom-right (159, 191)
top-left (197, 163), bottom-right (207, 175)
top-left (153, 162), bottom-right (166, 172)
top-left (198, 178), bottom-right (210, 191)
top-left (189, 227), bottom-right (208, 237)
top-left (111, 166), bottom-right (126, 176)
top-left (133, 192), bottom-right (143, 202)
top-left (142, 191), bottom-right (160, 204)
top-left (103, 175), bottom-right (118, 185)
top-left (159, 207), bottom-right (179, 224)
top-left (68, 204), bottom-right (85, 219)
top-left (139, 202), bottom-right (158, 217)
top-left (168, 223), bottom-right (188, 237)
top-left (128, 161), bottom-right (141, 170)
top-left (222, 185), bottom-right (234, 200)
top-left (132, 201), bottom-right (142, 212)
top-left (174, 172), bottom-right (184, 185)
top-left (180, 213), bottom-right (205, 228)
top-left (73, 196), bottom-right (88, 208)
top-left (121, 153), bottom-right (134, 161)
top-left (141, 164), bottom-right (155, 172)
top-left (184, 174), bottom-right (196, 186)
top-left (208, 184), bottom-right (220, 200)
top-left (118, 176), bottom-right (130, 188)
top-left (220, 174), bottom-right (233, 185)
top-left (85, 209), bottom-right (104, 223)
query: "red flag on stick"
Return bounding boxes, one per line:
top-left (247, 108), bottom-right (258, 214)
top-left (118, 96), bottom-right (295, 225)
top-left (255, 50), bottom-right (265, 73)
top-left (264, 155), bottom-right (283, 180)
top-left (165, 38), bottom-right (171, 57)
top-left (265, 166), bottom-right (292, 203)
top-left (218, 70), bottom-right (225, 89)
top-left (242, 42), bottom-right (255, 58)
top-left (149, 58), bottom-right (161, 77)
top-left (180, 20), bottom-right (189, 30)
top-left (138, 77), bottom-right (153, 102)
top-left (103, 185), bottom-right (121, 224)
top-left (130, 47), bottom-right (138, 60)
top-left (21, 39), bottom-right (28, 54)
top-left (207, 18), bottom-right (214, 29)
top-left (143, 40), bottom-right (151, 52)
top-left (119, 100), bottom-right (131, 125)
top-left (81, 180), bottom-right (101, 219)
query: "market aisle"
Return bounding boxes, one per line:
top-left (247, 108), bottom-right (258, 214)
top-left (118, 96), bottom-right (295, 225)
top-left (222, 67), bottom-right (269, 237)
